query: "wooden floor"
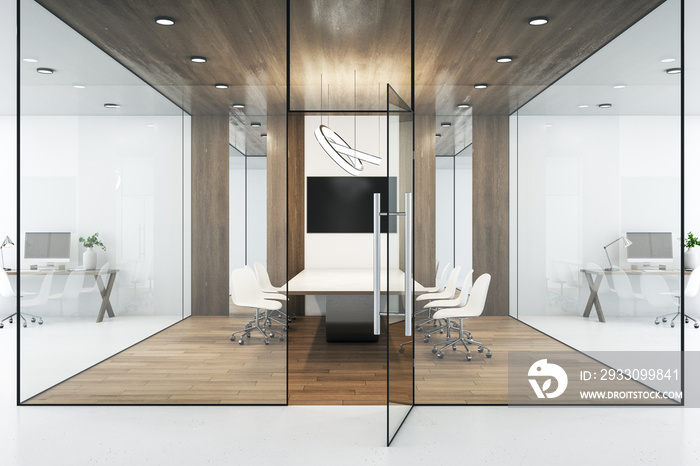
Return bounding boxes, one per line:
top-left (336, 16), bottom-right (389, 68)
top-left (26, 313), bottom-right (670, 405)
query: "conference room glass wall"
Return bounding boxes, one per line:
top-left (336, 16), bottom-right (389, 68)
top-left (17, 0), bottom-right (190, 403)
top-left (510, 0), bottom-right (682, 400)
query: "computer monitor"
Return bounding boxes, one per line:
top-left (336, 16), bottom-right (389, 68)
top-left (24, 232), bottom-right (71, 264)
top-left (625, 232), bottom-right (673, 264)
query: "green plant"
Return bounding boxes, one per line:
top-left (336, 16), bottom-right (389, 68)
top-left (79, 232), bottom-right (106, 251)
top-left (685, 232), bottom-right (700, 249)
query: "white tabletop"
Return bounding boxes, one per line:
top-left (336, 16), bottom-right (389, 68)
top-left (286, 268), bottom-right (425, 295)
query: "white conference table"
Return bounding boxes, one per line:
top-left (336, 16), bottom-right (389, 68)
top-left (286, 268), bottom-right (425, 342)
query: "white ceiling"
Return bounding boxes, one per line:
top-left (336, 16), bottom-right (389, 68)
top-left (519, 0), bottom-right (688, 116)
top-left (11, 0), bottom-right (182, 116)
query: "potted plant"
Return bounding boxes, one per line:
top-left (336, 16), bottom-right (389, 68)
top-left (79, 232), bottom-right (106, 270)
top-left (685, 232), bottom-right (700, 270)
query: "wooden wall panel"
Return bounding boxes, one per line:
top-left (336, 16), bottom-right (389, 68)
top-left (414, 115), bottom-right (436, 286)
top-left (267, 115), bottom-right (288, 286)
top-left (287, 113), bottom-right (305, 316)
top-left (191, 116), bottom-right (229, 316)
top-left (472, 116), bottom-right (509, 316)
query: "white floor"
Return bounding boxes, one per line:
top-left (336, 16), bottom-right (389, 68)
top-left (2, 322), bottom-right (700, 464)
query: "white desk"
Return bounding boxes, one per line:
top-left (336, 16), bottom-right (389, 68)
top-left (287, 268), bottom-right (425, 342)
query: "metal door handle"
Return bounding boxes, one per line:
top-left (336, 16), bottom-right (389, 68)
top-left (373, 193), bottom-right (381, 335)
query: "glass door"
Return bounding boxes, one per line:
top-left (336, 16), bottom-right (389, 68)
top-left (374, 84), bottom-right (414, 445)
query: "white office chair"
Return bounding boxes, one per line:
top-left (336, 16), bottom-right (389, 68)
top-left (245, 265), bottom-right (288, 327)
top-left (16, 271), bottom-right (54, 327)
top-left (0, 269), bottom-right (17, 328)
top-left (49, 269), bottom-right (85, 314)
top-left (81, 262), bottom-right (111, 295)
top-left (230, 268), bottom-right (285, 345)
top-left (421, 261), bottom-right (450, 294)
top-left (415, 265), bottom-right (461, 332)
top-left (431, 273), bottom-right (492, 361)
top-left (610, 270), bottom-right (645, 316)
top-left (421, 270), bottom-right (473, 342)
top-left (253, 262), bottom-right (294, 321)
top-left (683, 269), bottom-right (700, 329)
top-left (643, 274), bottom-right (679, 327)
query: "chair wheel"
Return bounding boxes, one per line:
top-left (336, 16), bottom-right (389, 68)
top-left (399, 347), bottom-right (405, 353)
top-left (467, 354), bottom-right (472, 361)
top-left (423, 337), bottom-right (429, 343)
top-left (486, 352), bottom-right (492, 358)
top-left (671, 323), bottom-right (675, 328)
top-left (264, 340), bottom-right (270, 345)
top-left (9, 318), bottom-right (13, 323)
top-left (0, 323), bottom-right (3, 328)
top-left (269, 332), bottom-right (275, 338)
top-left (292, 316), bottom-right (296, 320)
top-left (38, 320), bottom-right (43, 325)
top-left (238, 339), bottom-right (244, 345)
top-left (437, 352), bottom-right (444, 359)
top-left (452, 344), bottom-right (457, 350)
top-left (23, 322), bottom-right (27, 328)
top-left (439, 329), bottom-right (444, 334)
top-left (246, 333), bottom-right (251, 338)
top-left (686, 319), bottom-right (689, 324)
top-left (662, 317), bottom-right (667, 323)
top-left (417, 327), bottom-right (423, 332)
top-left (478, 347), bottom-right (484, 353)
top-left (655, 320), bottom-right (660, 325)
top-left (695, 323), bottom-right (699, 329)
top-left (31, 317), bottom-right (36, 323)
top-left (431, 347), bottom-right (437, 353)
top-left (230, 335), bottom-right (236, 341)
top-left (279, 336), bottom-right (285, 341)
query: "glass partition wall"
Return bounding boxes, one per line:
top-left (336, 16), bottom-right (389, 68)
top-left (511, 0), bottom-right (682, 398)
top-left (18, 0), bottom-right (190, 402)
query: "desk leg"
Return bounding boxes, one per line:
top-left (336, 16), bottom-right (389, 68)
top-left (96, 272), bottom-right (117, 323)
top-left (582, 273), bottom-right (605, 323)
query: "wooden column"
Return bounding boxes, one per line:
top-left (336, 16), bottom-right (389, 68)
top-left (472, 115), bottom-right (509, 316)
top-left (267, 115), bottom-right (288, 286)
top-left (191, 115), bottom-right (229, 316)
top-left (414, 115), bottom-right (436, 286)
top-left (287, 113), bottom-right (305, 316)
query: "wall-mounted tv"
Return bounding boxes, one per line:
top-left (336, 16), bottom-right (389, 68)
top-left (307, 176), bottom-right (397, 234)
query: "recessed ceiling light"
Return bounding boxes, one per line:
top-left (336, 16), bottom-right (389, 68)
top-left (104, 103), bottom-right (120, 109)
top-left (457, 103), bottom-right (471, 109)
top-left (613, 84), bottom-right (626, 89)
top-left (529, 16), bottom-right (549, 26)
top-left (578, 104), bottom-right (589, 108)
top-left (441, 122), bottom-right (451, 128)
top-left (214, 83), bottom-right (229, 89)
top-left (232, 103), bottom-right (245, 109)
top-left (36, 67), bottom-right (54, 74)
top-left (598, 103), bottom-right (612, 108)
top-left (22, 58), bottom-right (38, 63)
top-left (496, 56), bottom-right (513, 63)
top-left (72, 85), bottom-right (86, 89)
top-left (190, 56), bottom-right (207, 63)
top-left (251, 122), bottom-right (261, 127)
top-left (155, 16), bottom-right (175, 26)
top-left (660, 58), bottom-right (676, 63)
top-left (545, 124), bottom-right (552, 128)
top-left (436, 134), bottom-right (442, 138)
top-left (666, 68), bottom-right (681, 75)
top-left (261, 134), bottom-right (267, 138)
top-left (474, 83), bottom-right (488, 89)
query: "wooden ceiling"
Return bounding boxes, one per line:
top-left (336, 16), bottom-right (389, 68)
top-left (36, 0), bottom-right (665, 155)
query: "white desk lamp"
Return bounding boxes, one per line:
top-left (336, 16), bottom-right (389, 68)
top-left (1, 236), bottom-right (14, 271)
top-left (603, 236), bottom-right (632, 271)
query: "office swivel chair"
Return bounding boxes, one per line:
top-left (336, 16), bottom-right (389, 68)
top-left (657, 269), bottom-right (700, 328)
top-left (431, 273), bottom-right (491, 361)
top-left (415, 265), bottom-right (461, 332)
top-left (49, 269), bottom-right (85, 315)
top-left (610, 270), bottom-right (645, 317)
top-left (0, 270), bottom-right (52, 328)
top-left (253, 262), bottom-right (295, 321)
top-left (421, 270), bottom-right (473, 343)
top-left (230, 268), bottom-right (285, 345)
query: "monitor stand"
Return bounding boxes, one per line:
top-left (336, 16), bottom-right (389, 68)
top-left (631, 263), bottom-right (666, 271)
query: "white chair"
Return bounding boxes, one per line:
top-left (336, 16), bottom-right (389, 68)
top-left (415, 265), bottom-right (462, 332)
top-left (431, 273), bottom-right (492, 361)
top-left (245, 265), bottom-right (288, 326)
top-left (230, 268), bottom-right (285, 345)
top-left (643, 274), bottom-right (679, 327)
top-left (610, 270), bottom-right (645, 316)
top-left (49, 270), bottom-right (85, 314)
top-left (81, 262), bottom-right (111, 295)
top-left (0, 269), bottom-right (17, 328)
top-left (254, 262), bottom-right (294, 321)
top-left (681, 269), bottom-right (700, 329)
top-left (421, 261), bottom-right (450, 294)
top-left (421, 270), bottom-right (473, 342)
top-left (16, 272), bottom-right (53, 327)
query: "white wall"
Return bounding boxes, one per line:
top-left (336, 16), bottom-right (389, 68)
top-left (435, 157), bottom-right (454, 274)
top-left (455, 147), bottom-right (473, 283)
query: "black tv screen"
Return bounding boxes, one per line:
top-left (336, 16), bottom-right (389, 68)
top-left (307, 177), bottom-right (397, 233)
